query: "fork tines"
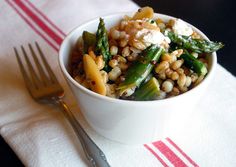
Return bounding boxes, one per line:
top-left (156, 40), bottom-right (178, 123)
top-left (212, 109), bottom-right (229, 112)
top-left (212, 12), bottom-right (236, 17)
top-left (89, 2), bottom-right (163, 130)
top-left (14, 42), bottom-right (57, 89)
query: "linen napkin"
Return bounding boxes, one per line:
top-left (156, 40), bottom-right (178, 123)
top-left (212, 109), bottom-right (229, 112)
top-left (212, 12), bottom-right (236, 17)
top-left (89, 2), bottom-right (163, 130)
top-left (0, 0), bottom-right (236, 167)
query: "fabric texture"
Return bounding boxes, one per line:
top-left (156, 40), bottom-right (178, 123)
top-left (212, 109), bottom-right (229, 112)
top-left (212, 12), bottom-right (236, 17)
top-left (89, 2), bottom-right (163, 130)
top-left (0, 0), bottom-right (236, 166)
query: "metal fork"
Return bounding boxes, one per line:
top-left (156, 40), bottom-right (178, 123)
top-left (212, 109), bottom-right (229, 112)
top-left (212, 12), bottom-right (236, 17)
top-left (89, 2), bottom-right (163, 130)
top-left (14, 42), bottom-right (110, 167)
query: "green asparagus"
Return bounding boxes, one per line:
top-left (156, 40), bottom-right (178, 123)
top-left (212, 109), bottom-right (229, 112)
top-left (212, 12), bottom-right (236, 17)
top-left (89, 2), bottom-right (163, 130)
top-left (166, 31), bottom-right (224, 53)
top-left (118, 44), bottom-right (163, 95)
top-left (180, 53), bottom-right (207, 76)
top-left (95, 18), bottom-right (111, 71)
top-left (82, 31), bottom-right (96, 53)
top-left (134, 77), bottom-right (160, 101)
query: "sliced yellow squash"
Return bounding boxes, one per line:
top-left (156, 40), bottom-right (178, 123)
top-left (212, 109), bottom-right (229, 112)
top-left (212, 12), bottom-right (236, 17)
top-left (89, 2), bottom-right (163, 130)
top-left (83, 54), bottom-right (106, 95)
top-left (132, 6), bottom-right (154, 20)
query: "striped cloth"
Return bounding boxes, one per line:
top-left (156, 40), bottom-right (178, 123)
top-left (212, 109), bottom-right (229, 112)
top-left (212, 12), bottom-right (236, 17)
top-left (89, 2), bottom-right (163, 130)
top-left (0, 0), bottom-right (236, 167)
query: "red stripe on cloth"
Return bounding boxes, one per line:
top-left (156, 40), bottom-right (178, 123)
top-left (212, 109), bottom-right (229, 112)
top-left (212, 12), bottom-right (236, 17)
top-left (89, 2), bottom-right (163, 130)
top-left (24, 0), bottom-right (66, 37)
top-left (153, 141), bottom-right (188, 167)
top-left (166, 138), bottom-right (199, 167)
top-left (13, 0), bottom-right (63, 46)
top-left (5, 0), bottom-right (59, 51)
top-left (144, 144), bottom-right (168, 167)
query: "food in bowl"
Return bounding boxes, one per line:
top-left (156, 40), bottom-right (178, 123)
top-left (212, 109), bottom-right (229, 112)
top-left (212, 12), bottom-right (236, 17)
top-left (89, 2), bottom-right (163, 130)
top-left (70, 7), bottom-right (223, 101)
top-left (59, 8), bottom-right (222, 144)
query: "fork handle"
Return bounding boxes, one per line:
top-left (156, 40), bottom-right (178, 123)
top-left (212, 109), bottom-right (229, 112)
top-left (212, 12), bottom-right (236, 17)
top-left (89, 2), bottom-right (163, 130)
top-left (56, 99), bottom-right (111, 167)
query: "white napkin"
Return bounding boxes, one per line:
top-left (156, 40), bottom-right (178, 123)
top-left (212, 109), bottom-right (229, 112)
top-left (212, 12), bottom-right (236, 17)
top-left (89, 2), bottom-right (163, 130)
top-left (0, 0), bottom-right (236, 167)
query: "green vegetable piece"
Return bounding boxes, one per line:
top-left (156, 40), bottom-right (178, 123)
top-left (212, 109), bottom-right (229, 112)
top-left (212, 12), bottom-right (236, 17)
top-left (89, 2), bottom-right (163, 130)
top-left (82, 31), bottom-right (96, 53)
top-left (95, 18), bottom-right (111, 71)
top-left (166, 31), bottom-right (224, 53)
top-left (134, 77), bottom-right (160, 101)
top-left (180, 53), bottom-right (207, 76)
top-left (118, 44), bottom-right (163, 94)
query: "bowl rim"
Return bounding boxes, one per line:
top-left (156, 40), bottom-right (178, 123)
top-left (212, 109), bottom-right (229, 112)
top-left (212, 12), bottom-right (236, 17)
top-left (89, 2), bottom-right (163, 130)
top-left (59, 12), bottom-right (217, 105)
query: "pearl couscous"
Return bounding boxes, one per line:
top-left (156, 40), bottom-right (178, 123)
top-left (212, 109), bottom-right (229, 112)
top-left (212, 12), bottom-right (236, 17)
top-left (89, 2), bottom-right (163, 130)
top-left (70, 7), bottom-right (223, 101)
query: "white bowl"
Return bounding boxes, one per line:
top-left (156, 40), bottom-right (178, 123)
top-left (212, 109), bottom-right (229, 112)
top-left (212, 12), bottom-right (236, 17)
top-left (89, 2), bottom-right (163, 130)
top-left (59, 13), bottom-right (217, 144)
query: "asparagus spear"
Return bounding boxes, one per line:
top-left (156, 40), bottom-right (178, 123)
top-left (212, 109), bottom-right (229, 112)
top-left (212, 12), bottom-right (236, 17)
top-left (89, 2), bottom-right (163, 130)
top-left (82, 31), bottom-right (96, 53)
top-left (134, 77), bottom-right (160, 101)
top-left (180, 53), bottom-right (207, 76)
top-left (95, 18), bottom-right (111, 71)
top-left (166, 31), bottom-right (224, 53)
top-left (118, 44), bottom-right (163, 96)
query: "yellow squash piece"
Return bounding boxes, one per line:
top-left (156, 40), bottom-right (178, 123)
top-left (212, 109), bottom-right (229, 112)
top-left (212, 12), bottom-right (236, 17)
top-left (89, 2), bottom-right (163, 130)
top-left (83, 54), bottom-right (106, 95)
top-left (132, 6), bottom-right (154, 20)
top-left (88, 50), bottom-right (96, 60)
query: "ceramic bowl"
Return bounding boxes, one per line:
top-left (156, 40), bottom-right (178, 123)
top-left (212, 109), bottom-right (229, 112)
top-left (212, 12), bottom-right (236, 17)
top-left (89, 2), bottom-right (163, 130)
top-left (59, 13), bottom-right (217, 144)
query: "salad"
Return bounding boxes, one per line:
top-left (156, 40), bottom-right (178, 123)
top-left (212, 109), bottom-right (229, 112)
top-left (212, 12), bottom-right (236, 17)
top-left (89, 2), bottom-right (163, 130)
top-left (70, 7), bottom-right (223, 100)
